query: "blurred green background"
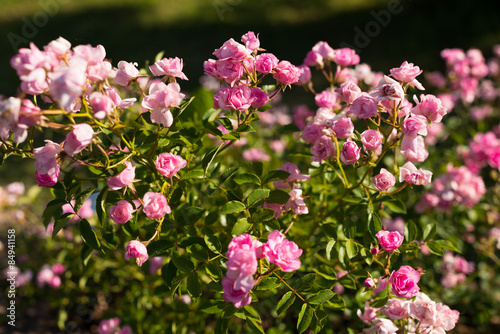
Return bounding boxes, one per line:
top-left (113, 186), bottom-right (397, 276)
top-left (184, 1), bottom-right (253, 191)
top-left (1, 0), bottom-right (500, 183)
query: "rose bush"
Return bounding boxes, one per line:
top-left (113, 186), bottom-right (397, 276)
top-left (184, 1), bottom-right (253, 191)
top-left (1, 33), bottom-right (500, 333)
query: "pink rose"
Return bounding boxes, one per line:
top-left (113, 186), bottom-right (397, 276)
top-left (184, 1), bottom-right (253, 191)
top-left (242, 148), bottom-right (270, 162)
top-left (296, 64), bottom-right (312, 85)
top-left (142, 82), bottom-right (185, 127)
top-left (217, 85), bottom-right (252, 111)
top-left (340, 141), bottom-right (360, 165)
top-left (390, 61), bottom-right (423, 84)
top-left (63, 123), bottom-right (94, 157)
top-left (389, 265), bottom-right (421, 298)
top-left (412, 94), bottom-right (447, 123)
top-left (315, 90), bottom-right (337, 108)
top-left (155, 153), bottom-right (187, 178)
top-left (333, 48), bottom-right (360, 66)
top-left (98, 318), bottom-right (120, 334)
top-left (51, 263), bottom-right (66, 275)
top-left (89, 92), bottom-right (114, 120)
top-left (273, 61), bottom-right (300, 85)
top-left (303, 50), bottom-right (323, 67)
top-left (335, 81), bottom-right (361, 104)
top-left (399, 162), bottom-right (432, 186)
top-left (357, 301), bottom-right (379, 325)
top-left (311, 135), bottom-right (335, 162)
top-left (376, 230), bottom-right (404, 252)
top-left (113, 60), bottom-right (139, 87)
top-left (332, 117), bottom-right (355, 139)
top-left (370, 75), bottom-right (405, 102)
top-left (284, 188), bottom-right (308, 215)
top-left (143, 191), bottom-right (171, 219)
top-left (125, 240), bottom-right (149, 266)
top-left (362, 318), bottom-right (398, 334)
top-left (255, 53), bottom-right (279, 74)
top-left (36, 167), bottom-right (60, 188)
top-left (361, 129), bottom-right (383, 151)
top-left (350, 93), bottom-right (378, 119)
top-left (109, 200), bottom-right (134, 225)
top-left (261, 230), bottom-right (302, 272)
top-left (222, 277), bottom-right (252, 308)
top-left (250, 87), bottom-right (269, 108)
top-left (380, 298), bottom-right (410, 320)
top-left (33, 140), bottom-right (62, 175)
top-left (241, 31), bottom-right (260, 50)
top-left (300, 123), bottom-right (323, 144)
top-left (312, 41), bottom-right (335, 60)
top-left (213, 38), bottom-right (251, 61)
top-left (149, 57), bottom-right (188, 80)
top-left (107, 161), bottom-right (136, 191)
top-left (364, 277), bottom-right (375, 288)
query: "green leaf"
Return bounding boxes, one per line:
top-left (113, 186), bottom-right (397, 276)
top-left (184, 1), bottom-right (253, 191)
top-left (252, 208), bottom-right (275, 223)
top-left (73, 187), bottom-right (96, 215)
top-left (308, 289), bottom-right (335, 304)
top-left (204, 234), bottom-right (222, 253)
top-left (326, 240), bottom-right (336, 261)
top-left (171, 253), bottom-right (194, 272)
top-left (147, 239), bottom-right (175, 257)
top-left (200, 300), bottom-right (226, 314)
top-left (434, 240), bottom-right (461, 253)
top-left (79, 219), bottom-right (103, 253)
top-left (202, 146), bottom-right (220, 174)
top-left (247, 189), bottom-right (270, 207)
top-left (187, 272), bottom-right (202, 299)
top-left (251, 162), bottom-right (263, 176)
top-left (255, 277), bottom-right (280, 291)
top-left (182, 169), bottom-right (205, 179)
top-left (423, 223), bottom-right (437, 242)
top-left (368, 212), bottom-right (382, 238)
top-left (235, 124), bottom-right (255, 133)
top-left (297, 304), bottom-right (314, 334)
top-left (215, 317), bottom-right (229, 334)
top-left (327, 294), bottom-right (346, 310)
top-left (232, 218), bottom-right (252, 235)
top-left (95, 188), bottom-right (107, 226)
top-left (369, 296), bottom-right (389, 308)
top-left (276, 291), bottom-right (296, 316)
top-left (205, 260), bottom-right (222, 281)
top-left (43, 199), bottom-right (66, 228)
top-left (244, 305), bottom-right (261, 322)
top-left (247, 319), bottom-right (265, 334)
top-left (292, 273), bottom-right (316, 292)
top-left (266, 189), bottom-right (290, 205)
top-left (233, 173), bottom-right (261, 185)
top-left (426, 240), bottom-right (444, 256)
top-left (337, 275), bottom-right (356, 290)
top-left (383, 197), bottom-right (407, 214)
top-left (188, 243), bottom-right (209, 261)
top-left (345, 240), bottom-right (358, 259)
top-left (174, 205), bottom-right (205, 226)
top-left (219, 201), bottom-right (246, 215)
top-left (404, 220), bottom-right (418, 243)
top-left (313, 265), bottom-right (337, 281)
top-left (262, 170), bottom-right (291, 184)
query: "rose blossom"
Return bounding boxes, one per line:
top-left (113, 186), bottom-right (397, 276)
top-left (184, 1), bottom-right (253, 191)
top-left (357, 301), bottom-right (380, 325)
top-left (125, 240), bottom-right (149, 266)
top-left (340, 141), bottom-right (360, 165)
top-left (361, 129), bottom-right (383, 151)
top-left (149, 57), bottom-right (188, 80)
top-left (412, 94), bottom-right (448, 123)
top-left (333, 48), bottom-right (360, 66)
top-left (315, 90), bottom-right (337, 109)
top-left (332, 117), bottom-right (355, 139)
top-left (390, 61), bottom-right (423, 83)
top-left (97, 318), bottom-right (120, 334)
top-left (260, 230), bottom-right (302, 272)
top-left (335, 81), bottom-right (362, 104)
top-left (303, 50), bottom-right (323, 67)
top-left (296, 64), bottom-right (312, 85)
top-left (273, 61), bottom-right (301, 85)
top-left (107, 161), bottom-right (136, 190)
top-left (216, 85), bottom-right (252, 111)
top-left (109, 200), bottom-right (134, 224)
top-left (63, 123), bottom-right (94, 157)
top-left (89, 92), bottom-right (114, 120)
top-left (241, 31), bottom-right (260, 50)
top-left (300, 123), bottom-right (323, 144)
top-left (222, 277), bottom-right (252, 308)
top-left (255, 53), bottom-right (279, 74)
top-left (284, 188), bottom-right (309, 215)
top-left (273, 162), bottom-right (311, 189)
top-left (312, 41), bottom-right (335, 60)
top-left (36, 168), bottom-right (60, 187)
top-left (310, 135), bottom-right (335, 162)
top-left (350, 93), bottom-right (378, 119)
top-left (370, 75), bottom-right (405, 102)
top-left (155, 153), bottom-right (187, 178)
top-left (389, 265), bottom-right (421, 298)
top-left (33, 140), bottom-right (61, 175)
top-left (376, 230), bottom-right (404, 252)
top-left (250, 87), bottom-right (269, 108)
top-left (362, 318), bottom-right (398, 334)
top-left (364, 277), bottom-right (375, 288)
top-left (380, 298), bottom-right (410, 320)
top-left (399, 162), bottom-right (432, 186)
top-left (113, 61), bottom-right (139, 87)
top-left (143, 192), bottom-right (171, 219)
top-left (213, 38), bottom-right (251, 61)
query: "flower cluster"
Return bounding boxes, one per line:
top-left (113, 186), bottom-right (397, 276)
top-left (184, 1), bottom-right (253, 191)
top-left (97, 317), bottom-right (133, 334)
top-left (36, 263), bottom-right (65, 289)
top-left (440, 252), bottom-right (474, 288)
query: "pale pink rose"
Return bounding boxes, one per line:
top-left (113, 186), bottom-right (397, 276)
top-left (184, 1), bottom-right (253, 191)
top-left (351, 93), bottom-right (378, 119)
top-left (255, 53), bottom-right (279, 74)
top-left (21, 67), bottom-right (49, 95)
top-left (250, 87), bottom-right (269, 108)
top-left (402, 136), bottom-right (429, 163)
top-left (401, 115), bottom-right (428, 147)
top-left (45, 37), bottom-right (71, 57)
top-left (216, 59), bottom-right (244, 86)
top-left (269, 139), bottom-right (286, 154)
top-left (241, 31), bottom-right (260, 50)
top-left (313, 107), bottom-right (337, 128)
top-left (6, 182), bottom-right (25, 196)
top-left (380, 298), bottom-right (410, 320)
top-left (87, 59), bottom-right (114, 82)
top-left (361, 129), bottom-right (383, 151)
top-left (357, 301), bottom-right (380, 325)
top-left (213, 38), bottom-right (251, 61)
top-left (362, 318), bottom-right (398, 334)
top-left (373, 169), bottom-right (396, 193)
top-left (373, 277), bottom-right (388, 294)
top-left (222, 277), bottom-right (252, 308)
top-left (156, 153), bottom-right (187, 178)
top-left (109, 200), bottom-right (134, 225)
top-left (364, 277), bottom-right (375, 288)
top-left (370, 75), bottom-right (405, 102)
top-left (412, 94), bottom-right (448, 123)
top-left (335, 81), bottom-right (362, 104)
top-left (261, 230), bottom-right (302, 272)
top-left (408, 292), bottom-right (437, 325)
top-left (277, 162), bottom-right (311, 184)
top-left (49, 56), bottom-right (87, 110)
top-left (225, 234), bottom-right (259, 293)
top-left (435, 303), bottom-right (460, 331)
top-left (332, 117), bottom-right (355, 139)
top-left (333, 48), bottom-right (360, 66)
top-left (217, 85), bottom-right (252, 111)
top-left (143, 192), bottom-right (171, 219)
top-left (35, 167), bottom-right (60, 188)
top-left (389, 265), bottom-right (421, 298)
top-left (273, 61), bottom-right (301, 85)
top-left (98, 318), bottom-right (120, 334)
top-left (149, 57), bottom-right (188, 80)
top-left (376, 230), bottom-right (404, 252)
top-left (390, 61), bottom-right (423, 83)
top-left (63, 123), bottom-right (94, 156)
top-left (142, 82), bottom-right (185, 127)
top-left (399, 162), bottom-right (432, 186)
top-left (203, 59), bottom-right (220, 78)
top-left (284, 188), bottom-right (308, 215)
top-left (315, 90), bottom-right (337, 109)
top-left (300, 123), bottom-right (323, 144)
top-left (296, 64), bottom-right (312, 85)
top-left (113, 60), bottom-right (139, 87)
top-left (303, 50), bottom-right (323, 67)
top-left (125, 240), bottom-right (149, 266)
top-left (311, 135), bottom-right (335, 162)
top-left (226, 233), bottom-right (261, 258)
top-left (242, 148), bottom-right (270, 162)
top-left (312, 41), bottom-right (335, 60)
top-left (89, 92), bottom-right (114, 120)
top-left (107, 161), bottom-right (136, 191)
top-left (340, 141), bottom-right (360, 165)
top-left (105, 86), bottom-right (136, 109)
top-left (33, 140), bottom-right (62, 175)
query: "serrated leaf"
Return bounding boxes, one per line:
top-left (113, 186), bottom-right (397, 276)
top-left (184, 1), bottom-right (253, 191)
top-left (383, 197), bottom-right (407, 214)
top-left (251, 208), bottom-right (275, 223)
top-left (276, 291), bottom-right (296, 316)
top-left (308, 289), bottom-right (335, 304)
top-left (255, 277), bottom-right (280, 291)
top-left (326, 240), bottom-right (336, 261)
top-left (182, 170), bottom-right (205, 179)
top-left (369, 296), bottom-right (389, 308)
top-left (232, 218), bottom-right (252, 235)
top-left (200, 300), bottom-right (226, 314)
top-left (345, 240), bottom-right (358, 259)
top-left (43, 199), bottom-right (66, 228)
top-left (79, 219), bottom-right (102, 253)
top-left (219, 201), bottom-right (246, 215)
top-left (297, 304), bottom-right (314, 334)
top-left (247, 189), bottom-right (270, 207)
top-left (233, 173), bottom-right (261, 185)
top-left (423, 223), bottom-right (437, 242)
top-left (404, 220), bottom-right (418, 243)
top-left (434, 240), bottom-right (461, 253)
top-left (188, 243), bottom-right (209, 261)
top-left (313, 265), bottom-right (337, 281)
top-left (426, 240), bottom-right (443, 256)
top-left (337, 275), bottom-right (356, 290)
top-left (187, 272), bottom-right (202, 299)
top-left (266, 189), bottom-right (290, 205)
top-left (327, 294), bottom-right (346, 310)
top-left (205, 260), bottom-right (222, 281)
top-left (171, 253), bottom-right (194, 272)
top-left (292, 273), bottom-right (316, 292)
top-left (147, 239), bottom-right (175, 257)
top-left (73, 187), bottom-right (96, 215)
top-left (174, 205), bottom-right (205, 225)
top-left (262, 170), bottom-right (291, 184)
top-left (204, 234), bottom-right (222, 253)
